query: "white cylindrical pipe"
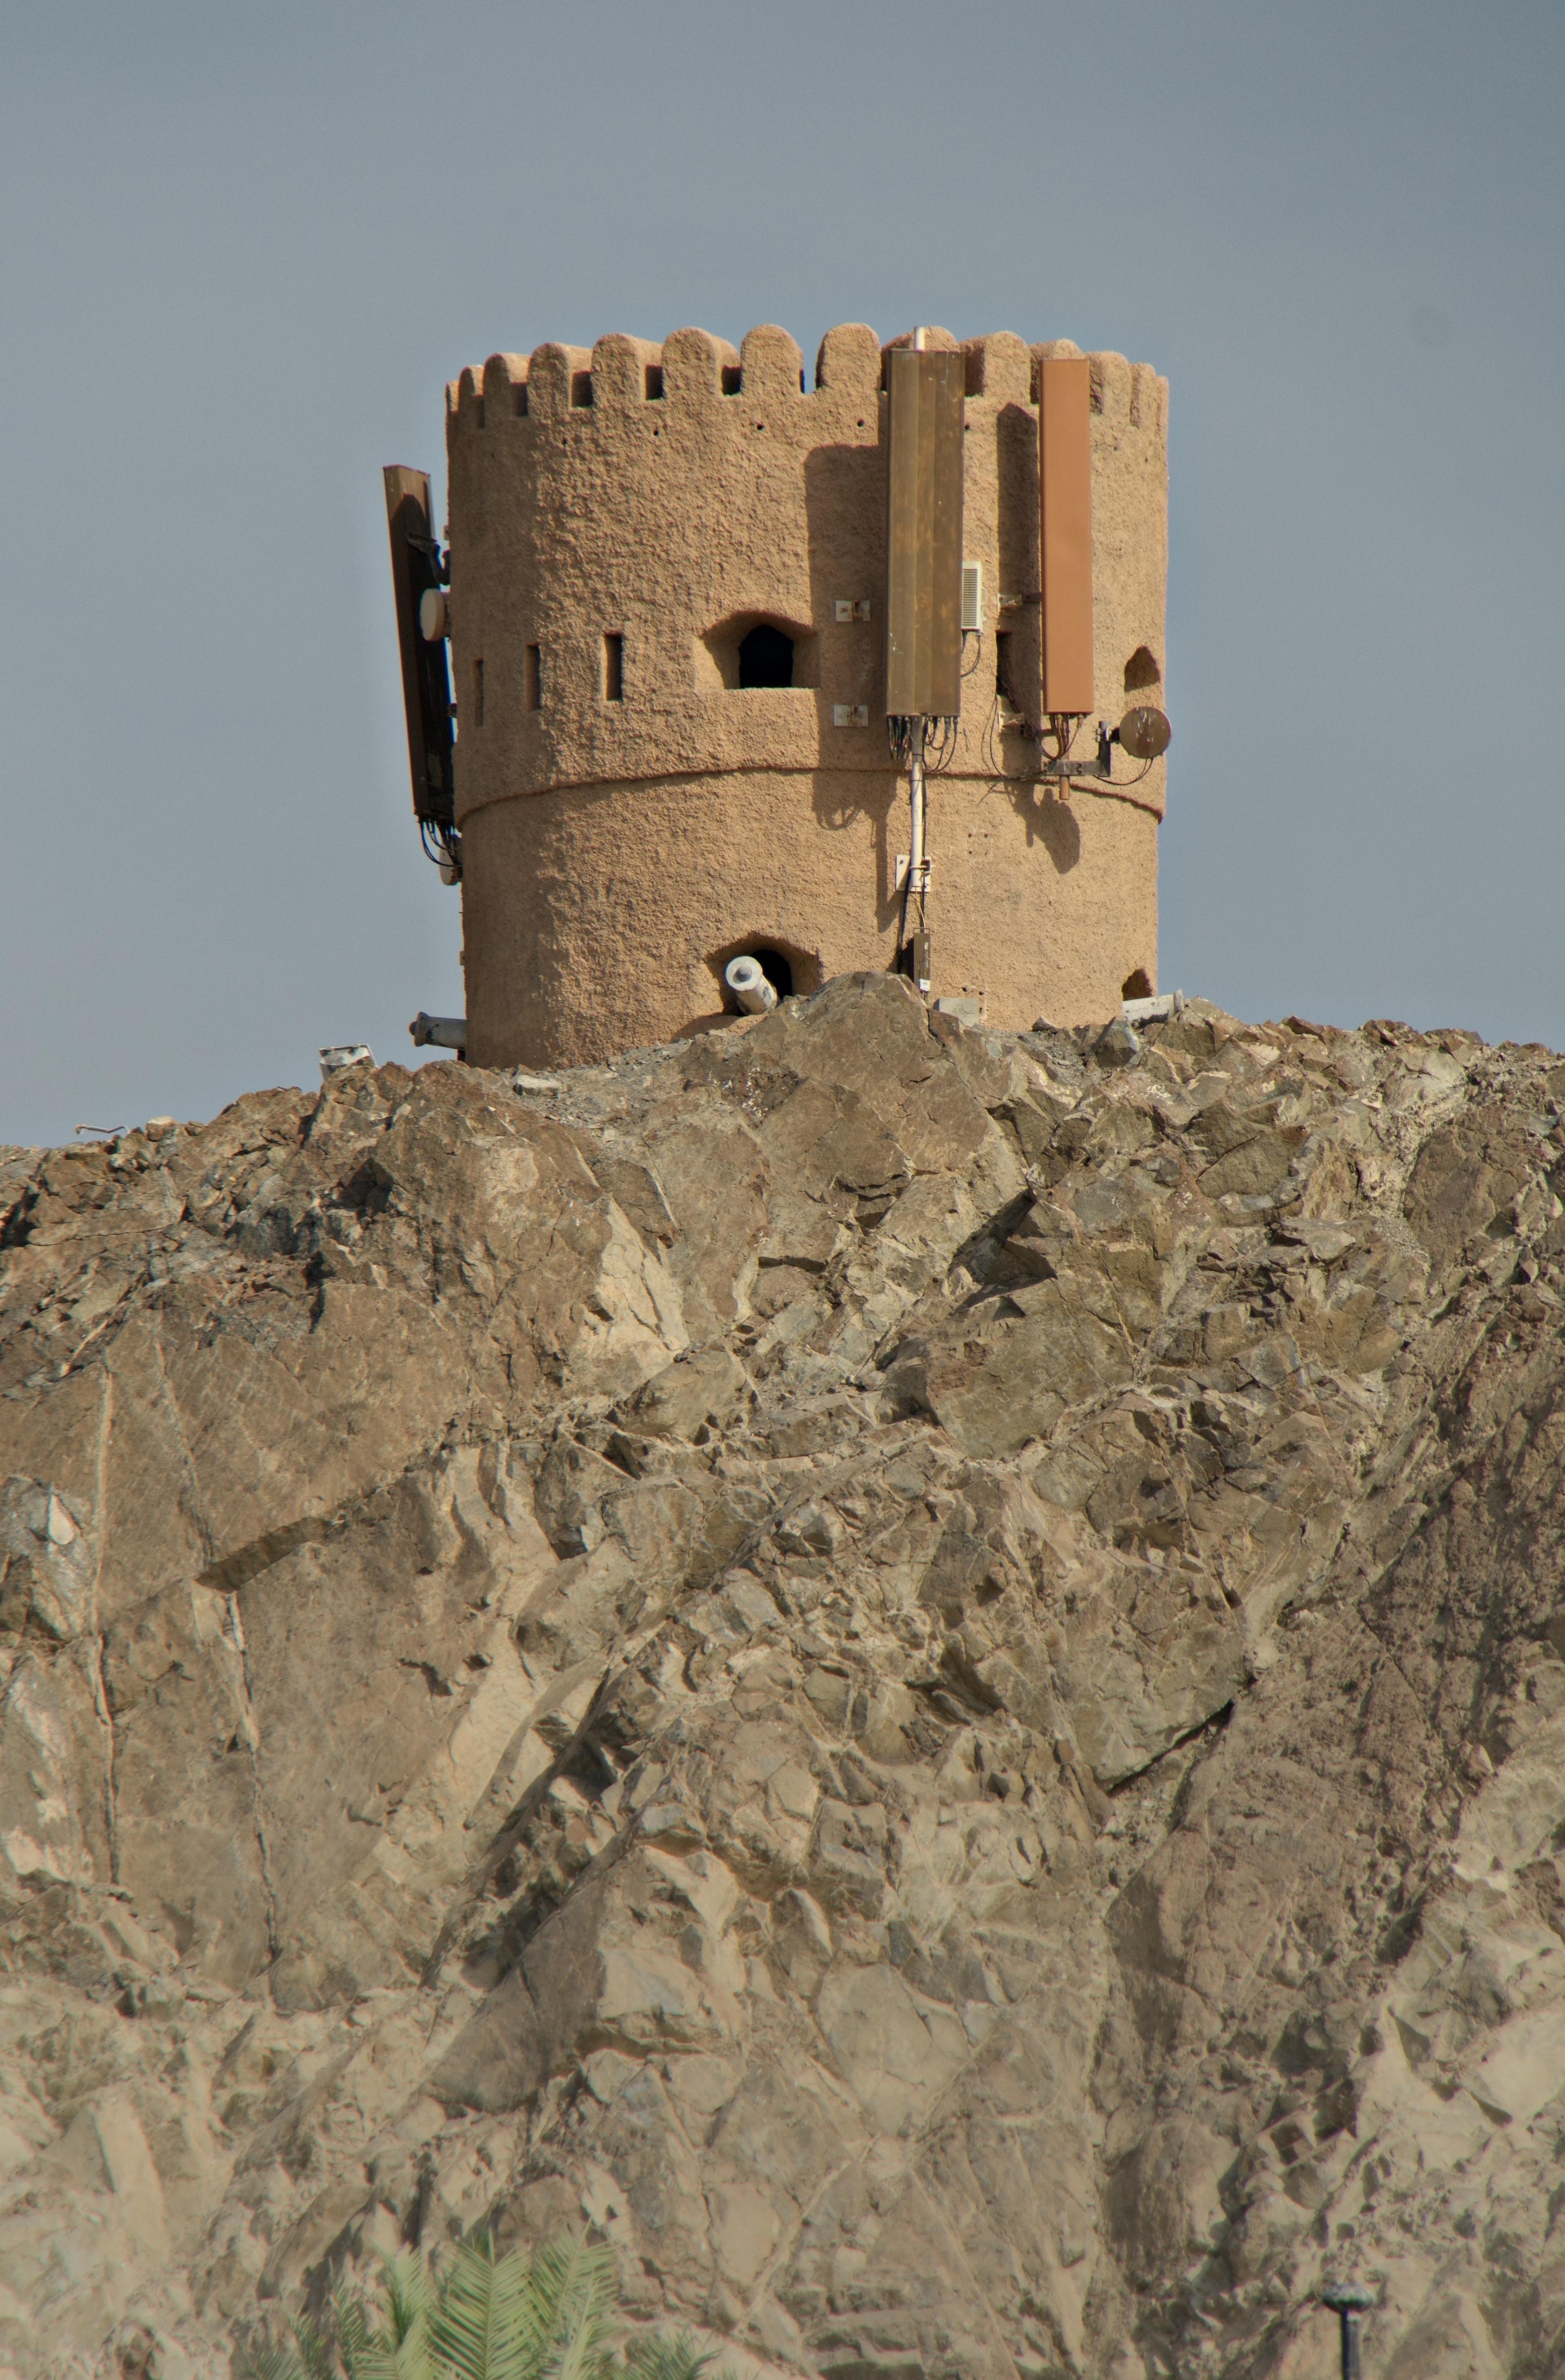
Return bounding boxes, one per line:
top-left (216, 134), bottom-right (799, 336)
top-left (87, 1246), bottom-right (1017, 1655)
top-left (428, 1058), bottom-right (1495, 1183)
top-left (909, 751), bottom-right (925, 882)
top-left (725, 955), bottom-right (778, 1015)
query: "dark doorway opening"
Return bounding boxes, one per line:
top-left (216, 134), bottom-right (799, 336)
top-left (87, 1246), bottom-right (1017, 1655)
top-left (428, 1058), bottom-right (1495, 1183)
top-left (738, 624), bottom-right (795, 688)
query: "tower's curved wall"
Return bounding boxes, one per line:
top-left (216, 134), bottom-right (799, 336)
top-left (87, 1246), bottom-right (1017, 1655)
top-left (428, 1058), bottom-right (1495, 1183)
top-left (445, 322), bottom-right (1168, 1069)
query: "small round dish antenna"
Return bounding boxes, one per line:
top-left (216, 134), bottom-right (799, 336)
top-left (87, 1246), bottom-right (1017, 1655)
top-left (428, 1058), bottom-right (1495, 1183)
top-left (1118, 705), bottom-right (1172, 760)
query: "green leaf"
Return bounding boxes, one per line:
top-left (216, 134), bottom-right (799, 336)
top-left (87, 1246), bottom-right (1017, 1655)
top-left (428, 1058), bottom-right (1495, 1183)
top-left (620, 2333), bottom-right (718, 2380)
top-left (334, 2285), bottom-right (405, 2380)
top-left (424, 2236), bottom-right (511, 2380)
top-left (382, 2249), bottom-right (436, 2351)
top-left (538, 2238), bottom-right (619, 2380)
top-left (235, 2225), bottom-right (718, 2380)
top-left (237, 2347), bottom-right (311, 2380)
top-left (238, 2313), bottom-right (339, 2380)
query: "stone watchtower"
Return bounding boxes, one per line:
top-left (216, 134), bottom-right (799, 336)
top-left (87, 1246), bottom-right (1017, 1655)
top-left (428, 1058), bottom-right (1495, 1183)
top-left (386, 322), bottom-right (1169, 1071)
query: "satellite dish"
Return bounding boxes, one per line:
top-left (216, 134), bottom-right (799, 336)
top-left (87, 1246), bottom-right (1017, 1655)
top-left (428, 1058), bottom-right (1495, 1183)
top-left (1118, 704), bottom-right (1171, 760)
top-left (418, 587), bottom-right (448, 643)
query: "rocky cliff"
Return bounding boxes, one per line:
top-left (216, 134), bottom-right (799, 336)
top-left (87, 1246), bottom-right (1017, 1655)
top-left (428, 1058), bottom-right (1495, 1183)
top-left (4, 975), bottom-right (1565, 2380)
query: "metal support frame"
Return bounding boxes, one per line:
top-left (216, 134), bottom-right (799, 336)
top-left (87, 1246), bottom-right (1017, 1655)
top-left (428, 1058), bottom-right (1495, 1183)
top-left (902, 721), bottom-right (931, 992)
top-left (884, 331), bottom-right (964, 996)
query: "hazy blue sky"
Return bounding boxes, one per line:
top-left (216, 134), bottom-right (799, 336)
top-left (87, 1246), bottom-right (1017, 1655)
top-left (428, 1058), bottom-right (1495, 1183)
top-left (3, 0), bottom-right (1563, 1144)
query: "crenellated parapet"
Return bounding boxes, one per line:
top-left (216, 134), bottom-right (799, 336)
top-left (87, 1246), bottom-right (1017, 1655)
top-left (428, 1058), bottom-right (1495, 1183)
top-left (445, 322), bottom-right (1167, 433)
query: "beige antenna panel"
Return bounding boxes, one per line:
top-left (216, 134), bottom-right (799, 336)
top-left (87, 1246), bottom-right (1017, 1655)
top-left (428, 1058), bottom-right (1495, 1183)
top-left (1039, 355), bottom-right (1094, 713)
top-left (884, 349), bottom-right (965, 717)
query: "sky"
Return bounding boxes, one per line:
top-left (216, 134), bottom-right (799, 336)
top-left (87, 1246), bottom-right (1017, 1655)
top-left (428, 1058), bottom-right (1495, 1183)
top-left (2, 0), bottom-right (1563, 1145)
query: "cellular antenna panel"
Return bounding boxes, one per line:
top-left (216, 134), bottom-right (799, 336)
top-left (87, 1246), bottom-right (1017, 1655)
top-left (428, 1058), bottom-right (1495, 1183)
top-left (1038, 356), bottom-right (1095, 713)
top-left (384, 466), bottom-right (456, 828)
top-left (884, 349), bottom-right (965, 717)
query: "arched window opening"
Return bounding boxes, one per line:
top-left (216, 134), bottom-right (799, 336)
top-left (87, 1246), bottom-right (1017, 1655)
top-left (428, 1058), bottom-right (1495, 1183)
top-left (696, 613), bottom-right (816, 693)
top-left (738, 624), bottom-right (794, 688)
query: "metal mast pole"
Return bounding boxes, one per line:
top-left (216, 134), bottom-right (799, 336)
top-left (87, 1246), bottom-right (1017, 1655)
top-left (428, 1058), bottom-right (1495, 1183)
top-left (907, 326), bottom-right (930, 994)
top-left (885, 323), bottom-right (958, 1003)
top-left (907, 717), bottom-right (929, 992)
top-left (1322, 2286), bottom-right (1373, 2380)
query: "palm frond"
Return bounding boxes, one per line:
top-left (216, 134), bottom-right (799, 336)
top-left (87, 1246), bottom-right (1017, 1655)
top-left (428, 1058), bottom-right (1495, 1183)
top-left (240, 2226), bottom-right (714, 2380)
top-left (480, 2239), bottom-right (572, 2380)
top-left (381, 2248), bottom-right (436, 2349)
top-left (237, 2345), bottom-right (312, 2380)
top-left (300, 2326), bottom-right (344, 2380)
top-left (238, 2314), bottom-right (340, 2380)
top-left (332, 2284), bottom-right (406, 2380)
top-left (620, 2332), bottom-right (717, 2380)
top-left (424, 2236), bottom-right (513, 2380)
top-left (529, 2237), bottom-right (620, 2380)
top-left (531, 2237), bottom-right (615, 2380)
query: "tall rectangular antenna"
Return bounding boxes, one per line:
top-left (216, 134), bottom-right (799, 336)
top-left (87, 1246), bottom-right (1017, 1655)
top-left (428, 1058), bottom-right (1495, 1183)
top-left (1038, 356), bottom-right (1094, 714)
top-left (384, 466), bottom-right (456, 827)
top-left (884, 349), bottom-right (965, 717)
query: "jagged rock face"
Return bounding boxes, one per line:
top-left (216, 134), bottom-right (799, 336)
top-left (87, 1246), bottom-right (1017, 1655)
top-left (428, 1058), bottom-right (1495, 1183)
top-left (4, 976), bottom-right (1565, 2380)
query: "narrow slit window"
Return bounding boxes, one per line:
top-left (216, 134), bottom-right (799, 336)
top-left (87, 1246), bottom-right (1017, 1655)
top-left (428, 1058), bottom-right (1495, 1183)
top-left (472, 658), bottom-right (485, 727)
top-left (644, 362), bottom-right (664, 400)
top-left (571, 371), bottom-right (594, 408)
top-left (721, 364), bottom-right (742, 395)
top-left (515, 382), bottom-right (529, 417)
top-left (524, 644), bottom-right (541, 711)
top-left (603, 633), bottom-right (624, 703)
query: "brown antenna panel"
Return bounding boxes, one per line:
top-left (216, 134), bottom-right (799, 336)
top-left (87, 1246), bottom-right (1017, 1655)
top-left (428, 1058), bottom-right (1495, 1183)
top-left (1038, 357), bottom-right (1094, 713)
top-left (884, 349), bottom-right (965, 718)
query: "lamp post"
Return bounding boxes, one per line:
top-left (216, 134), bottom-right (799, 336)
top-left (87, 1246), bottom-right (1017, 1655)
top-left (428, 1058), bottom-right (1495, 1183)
top-left (1321, 2286), bottom-right (1374, 2380)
